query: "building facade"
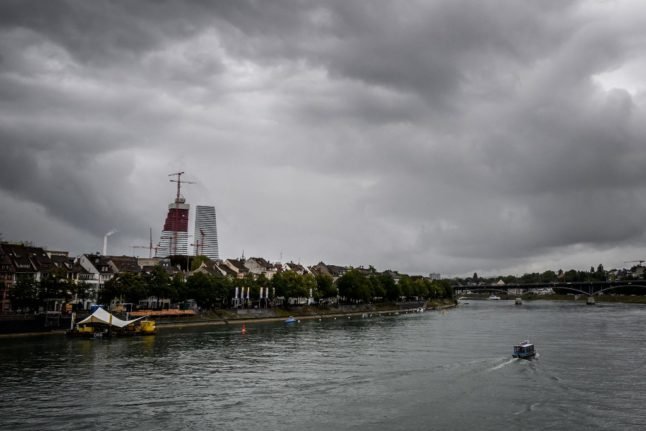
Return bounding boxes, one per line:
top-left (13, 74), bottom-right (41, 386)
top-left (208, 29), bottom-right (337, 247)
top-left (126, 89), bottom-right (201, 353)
top-left (194, 205), bottom-right (219, 260)
top-left (157, 196), bottom-right (190, 257)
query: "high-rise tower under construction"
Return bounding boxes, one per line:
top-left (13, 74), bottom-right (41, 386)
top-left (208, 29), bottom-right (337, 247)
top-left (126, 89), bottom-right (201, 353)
top-left (157, 172), bottom-right (192, 257)
top-left (157, 195), bottom-right (190, 257)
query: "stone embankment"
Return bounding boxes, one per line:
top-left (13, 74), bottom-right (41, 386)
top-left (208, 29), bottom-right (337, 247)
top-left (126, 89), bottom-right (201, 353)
top-left (0, 300), bottom-right (457, 337)
top-left (156, 301), bottom-right (456, 330)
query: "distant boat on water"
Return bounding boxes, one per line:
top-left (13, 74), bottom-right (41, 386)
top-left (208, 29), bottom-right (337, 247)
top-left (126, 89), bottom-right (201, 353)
top-left (512, 340), bottom-right (536, 360)
top-left (284, 316), bottom-right (297, 325)
top-left (488, 294), bottom-right (501, 300)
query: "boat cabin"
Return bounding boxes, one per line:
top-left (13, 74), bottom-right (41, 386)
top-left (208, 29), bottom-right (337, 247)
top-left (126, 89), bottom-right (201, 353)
top-left (512, 340), bottom-right (536, 359)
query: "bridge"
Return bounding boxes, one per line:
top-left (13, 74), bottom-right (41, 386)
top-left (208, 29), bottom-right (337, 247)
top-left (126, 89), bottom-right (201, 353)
top-left (454, 280), bottom-right (646, 299)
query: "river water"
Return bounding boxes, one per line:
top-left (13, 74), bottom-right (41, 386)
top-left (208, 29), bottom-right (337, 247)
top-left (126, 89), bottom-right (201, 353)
top-left (1, 300), bottom-right (646, 430)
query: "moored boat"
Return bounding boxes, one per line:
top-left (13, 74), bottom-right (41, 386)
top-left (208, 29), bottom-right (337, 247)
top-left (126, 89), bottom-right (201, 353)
top-left (284, 316), bottom-right (297, 325)
top-left (512, 340), bottom-right (536, 359)
top-left (66, 307), bottom-right (156, 338)
top-left (488, 294), bottom-right (501, 300)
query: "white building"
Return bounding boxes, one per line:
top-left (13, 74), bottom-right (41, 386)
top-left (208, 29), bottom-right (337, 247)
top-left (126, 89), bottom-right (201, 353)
top-left (194, 205), bottom-right (219, 260)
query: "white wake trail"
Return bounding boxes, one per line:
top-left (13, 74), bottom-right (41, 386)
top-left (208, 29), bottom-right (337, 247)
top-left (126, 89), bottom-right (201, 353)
top-left (488, 358), bottom-right (517, 371)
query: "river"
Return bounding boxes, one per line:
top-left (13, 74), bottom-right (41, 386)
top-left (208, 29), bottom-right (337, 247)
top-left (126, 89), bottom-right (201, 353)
top-left (1, 300), bottom-right (646, 430)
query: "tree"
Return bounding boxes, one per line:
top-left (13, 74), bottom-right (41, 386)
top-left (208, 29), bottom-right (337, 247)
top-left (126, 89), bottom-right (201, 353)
top-left (432, 280), bottom-right (453, 299)
top-left (40, 269), bottom-right (73, 304)
top-left (315, 274), bottom-right (337, 299)
top-left (369, 276), bottom-right (386, 300)
top-left (9, 278), bottom-right (39, 312)
top-left (398, 276), bottom-right (413, 299)
top-left (336, 269), bottom-right (371, 303)
top-left (186, 272), bottom-right (231, 310)
top-left (171, 273), bottom-right (188, 302)
top-left (271, 271), bottom-right (314, 303)
top-left (145, 265), bottom-right (175, 306)
top-left (71, 281), bottom-right (92, 307)
top-left (379, 273), bottom-right (400, 302)
top-left (100, 273), bottom-right (148, 305)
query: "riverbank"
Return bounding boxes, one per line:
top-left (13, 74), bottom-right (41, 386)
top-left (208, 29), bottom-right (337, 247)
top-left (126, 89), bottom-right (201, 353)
top-left (0, 300), bottom-right (457, 338)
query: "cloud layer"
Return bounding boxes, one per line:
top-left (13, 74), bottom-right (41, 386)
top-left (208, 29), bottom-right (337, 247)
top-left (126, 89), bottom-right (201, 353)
top-left (1, 0), bottom-right (646, 276)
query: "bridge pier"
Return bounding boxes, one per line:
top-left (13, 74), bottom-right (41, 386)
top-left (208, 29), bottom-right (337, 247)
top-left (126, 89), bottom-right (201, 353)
top-left (586, 296), bottom-right (595, 305)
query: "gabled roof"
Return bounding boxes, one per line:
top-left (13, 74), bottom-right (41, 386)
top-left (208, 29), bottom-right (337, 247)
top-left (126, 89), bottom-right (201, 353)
top-left (0, 243), bottom-right (54, 273)
top-left (80, 254), bottom-right (114, 273)
top-left (246, 257), bottom-right (273, 269)
top-left (108, 256), bottom-right (141, 273)
top-left (283, 262), bottom-right (311, 274)
top-left (315, 263), bottom-right (347, 277)
top-left (225, 259), bottom-right (249, 273)
top-left (218, 264), bottom-right (238, 277)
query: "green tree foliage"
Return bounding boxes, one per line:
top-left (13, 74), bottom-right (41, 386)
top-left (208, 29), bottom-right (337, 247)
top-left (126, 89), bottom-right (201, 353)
top-left (368, 275), bottom-right (386, 299)
top-left (315, 274), bottom-right (337, 299)
top-left (145, 265), bottom-right (175, 302)
top-left (171, 273), bottom-right (188, 302)
top-left (271, 271), bottom-right (315, 302)
top-left (185, 272), bottom-right (211, 308)
top-left (186, 272), bottom-right (226, 309)
top-left (9, 278), bottom-right (39, 312)
top-left (379, 273), bottom-right (400, 301)
top-left (336, 269), bottom-right (372, 303)
top-left (432, 280), bottom-right (453, 299)
top-left (100, 272), bottom-right (148, 304)
top-left (72, 282), bottom-right (92, 305)
top-left (39, 269), bottom-right (73, 303)
top-left (397, 276), bottom-right (413, 299)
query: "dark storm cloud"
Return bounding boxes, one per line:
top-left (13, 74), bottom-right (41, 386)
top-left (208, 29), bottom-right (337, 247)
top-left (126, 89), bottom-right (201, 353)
top-left (1, 0), bottom-right (645, 275)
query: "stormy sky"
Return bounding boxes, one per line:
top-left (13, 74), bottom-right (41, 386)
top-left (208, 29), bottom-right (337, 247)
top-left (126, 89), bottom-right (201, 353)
top-left (1, 0), bottom-right (646, 277)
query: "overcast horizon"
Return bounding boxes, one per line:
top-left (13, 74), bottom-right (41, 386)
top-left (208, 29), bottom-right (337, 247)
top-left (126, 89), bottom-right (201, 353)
top-left (1, 0), bottom-right (646, 278)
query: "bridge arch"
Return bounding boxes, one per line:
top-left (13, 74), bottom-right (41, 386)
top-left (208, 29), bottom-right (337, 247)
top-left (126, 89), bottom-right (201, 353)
top-left (596, 284), bottom-right (646, 296)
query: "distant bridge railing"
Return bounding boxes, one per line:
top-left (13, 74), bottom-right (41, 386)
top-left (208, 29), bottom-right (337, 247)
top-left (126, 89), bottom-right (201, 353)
top-left (453, 281), bottom-right (646, 297)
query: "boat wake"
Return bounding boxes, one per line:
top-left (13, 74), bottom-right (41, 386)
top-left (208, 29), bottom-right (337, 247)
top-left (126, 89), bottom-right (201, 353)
top-left (488, 358), bottom-right (517, 372)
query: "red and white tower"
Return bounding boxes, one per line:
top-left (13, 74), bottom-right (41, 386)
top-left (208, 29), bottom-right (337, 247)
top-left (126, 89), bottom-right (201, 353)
top-left (157, 172), bottom-right (194, 257)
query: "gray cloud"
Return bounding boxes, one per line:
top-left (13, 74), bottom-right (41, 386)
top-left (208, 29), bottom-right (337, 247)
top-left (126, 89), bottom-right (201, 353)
top-left (1, 0), bottom-right (646, 277)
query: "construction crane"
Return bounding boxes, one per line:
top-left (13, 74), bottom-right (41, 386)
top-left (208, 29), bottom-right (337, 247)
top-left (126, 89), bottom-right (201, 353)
top-left (191, 229), bottom-right (209, 255)
top-left (131, 245), bottom-right (150, 257)
top-left (131, 228), bottom-right (159, 258)
top-left (168, 172), bottom-right (196, 256)
top-left (625, 260), bottom-right (645, 266)
top-left (193, 228), bottom-right (206, 256)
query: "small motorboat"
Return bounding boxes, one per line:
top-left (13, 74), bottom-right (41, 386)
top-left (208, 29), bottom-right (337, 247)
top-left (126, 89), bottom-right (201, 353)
top-left (488, 294), bottom-right (501, 300)
top-left (512, 340), bottom-right (536, 359)
top-left (284, 316), bottom-right (297, 325)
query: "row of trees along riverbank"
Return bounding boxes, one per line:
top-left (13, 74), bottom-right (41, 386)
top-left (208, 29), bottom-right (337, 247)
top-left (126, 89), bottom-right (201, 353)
top-left (99, 267), bottom-right (454, 310)
top-left (7, 266), bottom-right (454, 314)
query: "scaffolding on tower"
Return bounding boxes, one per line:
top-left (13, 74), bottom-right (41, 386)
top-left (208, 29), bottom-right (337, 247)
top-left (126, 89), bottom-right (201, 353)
top-left (168, 172), bottom-right (195, 256)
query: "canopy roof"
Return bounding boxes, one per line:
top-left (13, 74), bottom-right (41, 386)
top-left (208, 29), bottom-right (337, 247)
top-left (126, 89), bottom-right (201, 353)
top-left (77, 307), bottom-right (145, 328)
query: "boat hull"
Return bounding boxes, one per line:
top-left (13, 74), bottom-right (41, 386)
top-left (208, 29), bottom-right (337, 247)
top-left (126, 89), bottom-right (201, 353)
top-left (512, 352), bottom-right (536, 360)
top-left (284, 317), bottom-right (297, 325)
